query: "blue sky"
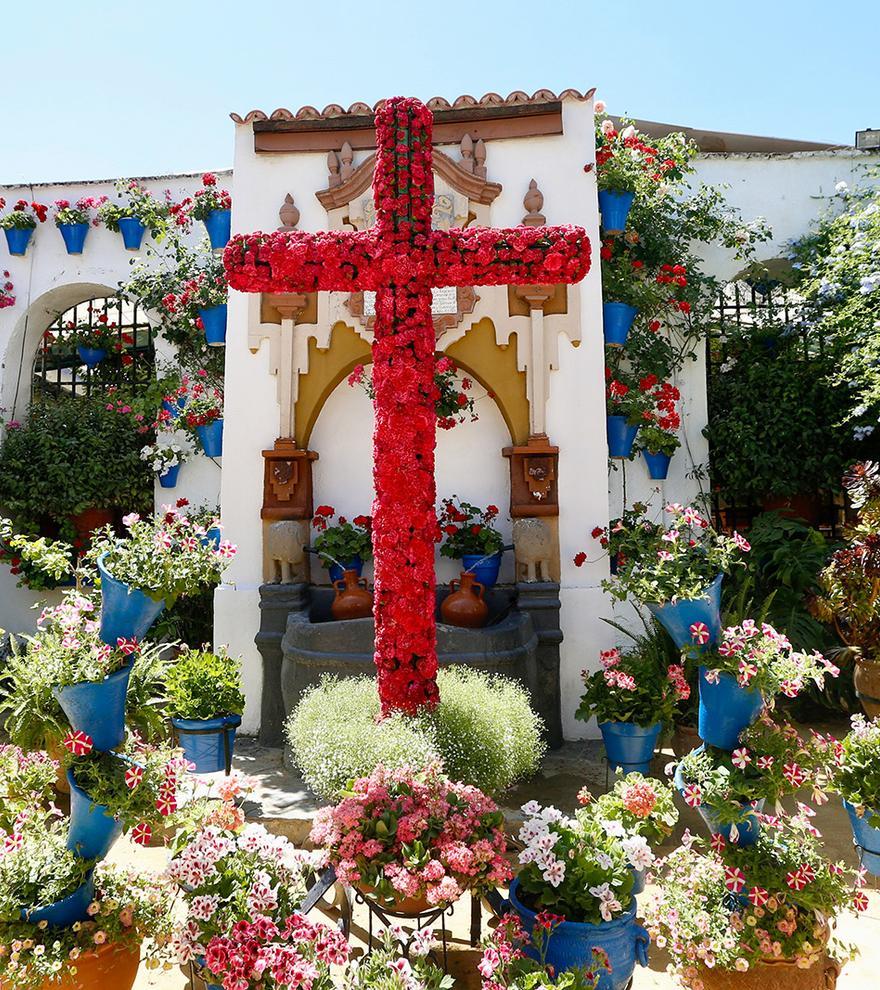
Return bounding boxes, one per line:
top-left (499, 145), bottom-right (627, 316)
top-left (2, 0), bottom-right (876, 184)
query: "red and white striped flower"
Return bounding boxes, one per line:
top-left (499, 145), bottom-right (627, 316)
top-left (724, 867), bottom-right (746, 893)
top-left (116, 637), bottom-right (140, 656)
top-left (683, 784), bottom-right (703, 808)
top-left (710, 833), bottom-right (726, 853)
top-left (786, 869), bottom-right (808, 891)
top-left (737, 660), bottom-right (758, 685)
top-left (124, 765), bottom-right (144, 790)
top-left (131, 822), bottom-right (152, 846)
top-left (783, 762), bottom-right (806, 788)
top-left (731, 748), bottom-right (751, 770)
top-left (62, 730), bottom-right (93, 756)
top-left (748, 886), bottom-right (769, 907)
top-left (703, 668), bottom-right (721, 685)
top-left (853, 891), bottom-right (869, 912)
top-left (155, 791), bottom-right (177, 817)
top-left (756, 756), bottom-right (774, 770)
top-left (3, 832), bottom-right (23, 853)
top-left (690, 622), bottom-right (710, 645)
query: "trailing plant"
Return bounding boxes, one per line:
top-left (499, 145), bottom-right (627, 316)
top-left (438, 496), bottom-right (504, 559)
top-left (164, 645), bottom-right (244, 720)
top-left (0, 270), bottom-right (14, 309)
top-left (833, 713), bottom-right (880, 825)
top-left (0, 745), bottom-right (58, 832)
top-left (0, 516), bottom-right (73, 590)
top-left (0, 199), bottom-right (48, 229)
top-left (140, 440), bottom-right (188, 475)
top-left (578, 771), bottom-right (679, 846)
top-left (604, 366), bottom-right (657, 425)
top-left (311, 505), bottom-right (373, 566)
top-left (182, 377), bottom-right (224, 438)
top-left (286, 668), bottom-right (544, 798)
top-left (98, 178), bottom-right (170, 237)
top-left (54, 310), bottom-right (131, 354)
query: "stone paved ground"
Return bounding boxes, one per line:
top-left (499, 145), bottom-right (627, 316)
top-left (119, 727), bottom-right (880, 989)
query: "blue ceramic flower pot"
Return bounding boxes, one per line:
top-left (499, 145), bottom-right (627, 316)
top-left (508, 879), bottom-right (648, 990)
top-left (77, 345), bottom-right (107, 369)
top-left (199, 304), bottom-right (227, 347)
top-left (162, 395), bottom-right (187, 420)
top-left (200, 526), bottom-right (222, 549)
top-left (629, 865), bottom-right (645, 895)
top-left (172, 714), bottom-right (242, 773)
top-left (197, 420), bottom-right (223, 457)
top-left (53, 662), bottom-right (133, 752)
top-left (4, 227), bottom-right (33, 256)
top-left (603, 302), bottom-right (638, 347)
top-left (462, 551), bottom-right (503, 588)
top-left (698, 667), bottom-right (763, 750)
top-left (59, 222), bottom-right (89, 254)
top-left (117, 216), bottom-right (146, 250)
top-left (97, 553), bottom-right (166, 646)
top-left (647, 574), bottom-right (724, 650)
top-left (674, 759), bottom-right (764, 845)
top-left (328, 555), bottom-right (363, 584)
top-left (643, 450), bottom-right (671, 480)
top-left (67, 770), bottom-right (123, 860)
top-left (844, 800), bottom-right (880, 875)
top-left (20, 872), bottom-right (95, 927)
top-left (195, 956), bottom-right (223, 990)
top-left (607, 415), bottom-right (639, 458)
top-left (204, 208), bottom-right (231, 249)
top-left (598, 190), bottom-right (635, 233)
top-left (599, 722), bottom-right (661, 775)
top-left (158, 463), bottom-right (181, 489)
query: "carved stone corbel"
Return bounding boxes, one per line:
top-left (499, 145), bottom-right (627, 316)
top-left (502, 435), bottom-right (559, 517)
top-left (261, 439), bottom-right (318, 520)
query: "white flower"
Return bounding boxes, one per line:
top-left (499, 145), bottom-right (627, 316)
top-left (601, 818), bottom-right (626, 838)
top-left (543, 860), bottom-right (566, 887)
top-left (834, 180), bottom-right (849, 195)
top-left (595, 851), bottom-right (614, 870)
top-left (621, 835), bottom-right (654, 871)
top-left (521, 801), bottom-right (541, 816)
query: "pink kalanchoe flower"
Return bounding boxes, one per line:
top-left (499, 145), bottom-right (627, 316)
top-left (690, 622), bottom-right (710, 645)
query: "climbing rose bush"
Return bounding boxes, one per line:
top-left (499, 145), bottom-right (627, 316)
top-left (310, 763), bottom-right (511, 908)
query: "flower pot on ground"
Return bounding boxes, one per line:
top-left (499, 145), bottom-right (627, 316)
top-left (185, 174), bottom-right (232, 249)
top-left (166, 646), bottom-right (245, 773)
top-left (0, 199), bottom-right (48, 255)
top-left (599, 722), bottom-right (661, 775)
top-left (597, 190), bottom-right (635, 233)
top-left (199, 303), bottom-right (227, 346)
top-left (439, 496), bottom-right (504, 582)
top-left (331, 569), bottom-right (373, 621)
top-left (69, 507), bottom-right (115, 542)
top-left (310, 506), bottom-right (372, 582)
top-left (834, 714), bottom-right (880, 874)
top-left (441, 571), bottom-right (489, 628)
top-left (854, 657), bottom-right (880, 718)
top-left (671, 720), bottom-right (702, 757)
top-left (602, 301), bottom-right (638, 346)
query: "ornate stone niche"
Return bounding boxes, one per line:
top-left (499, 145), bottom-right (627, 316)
top-left (261, 439), bottom-right (318, 520)
top-left (502, 434), bottom-right (559, 517)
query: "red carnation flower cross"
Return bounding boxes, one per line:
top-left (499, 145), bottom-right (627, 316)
top-left (225, 96), bottom-right (592, 715)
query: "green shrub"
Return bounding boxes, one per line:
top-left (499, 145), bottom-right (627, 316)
top-left (286, 667), bottom-right (545, 799)
top-left (165, 646), bottom-right (244, 720)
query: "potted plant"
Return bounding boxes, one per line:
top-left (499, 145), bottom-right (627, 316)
top-left (0, 198), bottom-right (48, 255)
top-left (578, 773), bottom-right (679, 893)
top-left (695, 621), bottom-right (837, 750)
top-left (182, 380), bottom-right (225, 456)
top-left (644, 816), bottom-right (863, 989)
top-left (674, 712), bottom-right (837, 846)
top-left (634, 381), bottom-right (681, 479)
top-left (185, 172), bottom-right (233, 250)
top-left (439, 496), bottom-right (505, 587)
top-left (343, 927), bottom-right (451, 990)
top-left (510, 801), bottom-right (648, 990)
top-left (52, 311), bottom-right (131, 369)
top-left (0, 864), bottom-right (172, 990)
top-left (88, 504), bottom-right (235, 644)
top-left (575, 641), bottom-right (689, 775)
top-left (604, 368), bottom-right (656, 459)
top-left (157, 250), bottom-right (228, 346)
top-left (480, 912), bottom-right (611, 990)
top-left (184, 499), bottom-right (223, 548)
top-left (310, 762), bottom-right (511, 914)
top-left (51, 197), bottom-right (104, 254)
top-left (599, 244), bottom-right (667, 347)
top-left (833, 713), bottom-right (880, 875)
top-left (599, 503), bottom-right (749, 648)
top-left (0, 269), bottom-right (15, 309)
top-left (140, 441), bottom-right (188, 489)
top-left (165, 645), bottom-right (245, 773)
top-left (0, 745), bottom-right (60, 832)
top-left (65, 736), bottom-right (187, 859)
top-left (0, 516), bottom-right (75, 591)
top-left (311, 505), bottom-right (373, 582)
top-left (0, 820), bottom-right (96, 928)
top-left (98, 178), bottom-right (170, 250)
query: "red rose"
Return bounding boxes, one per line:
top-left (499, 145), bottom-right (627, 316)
top-left (573, 552), bottom-right (587, 567)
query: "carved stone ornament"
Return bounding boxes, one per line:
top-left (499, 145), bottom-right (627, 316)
top-left (345, 284), bottom-right (479, 340)
top-left (522, 179), bottom-right (546, 226)
top-left (261, 439), bottom-right (319, 520)
top-left (278, 194), bottom-right (300, 230)
top-left (502, 434), bottom-right (560, 517)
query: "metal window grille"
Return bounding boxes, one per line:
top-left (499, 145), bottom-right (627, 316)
top-left (32, 295), bottom-right (155, 400)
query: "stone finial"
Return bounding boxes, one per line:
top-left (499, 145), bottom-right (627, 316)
top-left (522, 179), bottom-right (546, 226)
top-left (278, 194), bottom-right (300, 230)
top-left (327, 150), bottom-right (340, 187)
top-left (339, 141), bottom-right (354, 181)
top-left (474, 138), bottom-right (487, 179)
top-left (459, 133), bottom-right (474, 173)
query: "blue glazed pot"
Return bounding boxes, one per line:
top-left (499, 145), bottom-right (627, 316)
top-left (4, 226), bottom-right (33, 256)
top-left (844, 800), bottom-right (880, 875)
top-left (598, 190), bottom-right (635, 233)
top-left (698, 667), bottom-right (763, 750)
top-left (643, 450), bottom-right (671, 480)
top-left (117, 216), bottom-right (146, 250)
top-left (173, 714), bottom-right (242, 773)
top-left (53, 662), bottom-right (133, 752)
top-left (20, 872), bottom-right (95, 927)
top-left (508, 879), bottom-right (648, 990)
top-left (97, 553), bottom-right (165, 646)
top-left (199, 304), bottom-right (227, 347)
top-left (200, 526), bottom-right (222, 549)
top-left (158, 463), bottom-right (181, 489)
top-left (462, 551), bottom-right (503, 588)
top-left (77, 345), bottom-right (107, 369)
top-left (607, 415), bottom-right (639, 458)
top-left (59, 222), bottom-right (89, 254)
top-left (204, 208), bottom-right (231, 249)
top-left (629, 864), bottom-right (645, 895)
top-left (195, 956), bottom-right (224, 990)
top-left (197, 419), bottom-right (224, 457)
top-left (599, 721), bottom-right (661, 775)
top-left (328, 555), bottom-right (363, 584)
top-left (674, 759), bottom-right (764, 845)
top-left (603, 302), bottom-right (638, 347)
top-left (162, 395), bottom-right (187, 420)
top-left (647, 574), bottom-right (724, 650)
top-left (67, 771), bottom-right (123, 860)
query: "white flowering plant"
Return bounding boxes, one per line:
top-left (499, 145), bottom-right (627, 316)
top-left (833, 713), bottom-right (880, 826)
top-left (140, 441), bottom-right (187, 475)
top-left (341, 927), bottom-right (452, 990)
top-left (515, 802), bottom-right (635, 924)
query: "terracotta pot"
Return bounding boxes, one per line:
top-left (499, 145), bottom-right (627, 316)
top-left (693, 954), bottom-right (840, 990)
top-left (330, 569), bottom-right (373, 621)
top-left (441, 571), bottom-right (489, 628)
top-left (357, 884), bottom-right (434, 917)
top-left (854, 657), bottom-right (880, 719)
top-left (69, 507), bottom-right (114, 542)
top-left (670, 722), bottom-right (702, 759)
top-left (0, 942), bottom-right (141, 990)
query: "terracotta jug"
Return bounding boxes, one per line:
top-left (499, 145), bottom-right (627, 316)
top-left (441, 571), bottom-right (488, 628)
top-left (331, 569), bottom-right (373, 621)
